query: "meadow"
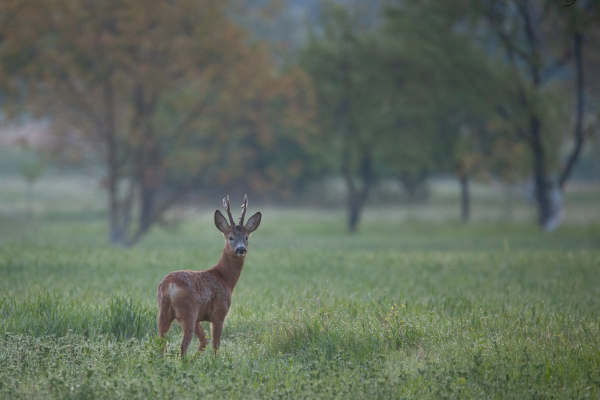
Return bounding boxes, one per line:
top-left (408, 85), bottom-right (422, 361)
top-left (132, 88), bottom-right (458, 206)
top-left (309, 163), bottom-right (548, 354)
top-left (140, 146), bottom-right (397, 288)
top-left (0, 175), bottom-right (599, 399)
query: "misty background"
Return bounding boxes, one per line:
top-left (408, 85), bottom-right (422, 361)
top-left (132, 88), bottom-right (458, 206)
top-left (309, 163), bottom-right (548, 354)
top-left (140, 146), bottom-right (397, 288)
top-left (0, 0), bottom-right (599, 246)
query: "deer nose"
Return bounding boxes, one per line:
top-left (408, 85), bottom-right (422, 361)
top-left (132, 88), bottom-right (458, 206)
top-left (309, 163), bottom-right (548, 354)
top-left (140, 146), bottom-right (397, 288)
top-left (236, 246), bottom-right (246, 254)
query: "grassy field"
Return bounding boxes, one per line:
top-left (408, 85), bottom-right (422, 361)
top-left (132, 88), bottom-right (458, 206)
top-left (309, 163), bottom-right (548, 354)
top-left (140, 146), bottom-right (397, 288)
top-left (0, 175), bottom-right (599, 399)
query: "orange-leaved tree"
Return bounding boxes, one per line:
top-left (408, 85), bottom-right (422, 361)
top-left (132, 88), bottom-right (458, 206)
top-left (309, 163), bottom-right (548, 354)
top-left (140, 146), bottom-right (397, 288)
top-left (0, 0), bottom-right (313, 246)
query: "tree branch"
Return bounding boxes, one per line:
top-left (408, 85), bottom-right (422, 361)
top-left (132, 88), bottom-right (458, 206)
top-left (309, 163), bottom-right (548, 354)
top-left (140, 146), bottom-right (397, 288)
top-left (482, 5), bottom-right (531, 63)
top-left (559, 31), bottom-right (585, 189)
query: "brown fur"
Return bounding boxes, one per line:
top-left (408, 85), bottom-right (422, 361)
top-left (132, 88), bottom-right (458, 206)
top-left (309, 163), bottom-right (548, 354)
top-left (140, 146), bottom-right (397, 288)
top-left (156, 197), bottom-right (261, 359)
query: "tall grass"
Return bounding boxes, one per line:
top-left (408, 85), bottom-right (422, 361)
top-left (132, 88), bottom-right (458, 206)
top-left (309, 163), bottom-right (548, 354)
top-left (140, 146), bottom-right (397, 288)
top-left (0, 292), bottom-right (156, 340)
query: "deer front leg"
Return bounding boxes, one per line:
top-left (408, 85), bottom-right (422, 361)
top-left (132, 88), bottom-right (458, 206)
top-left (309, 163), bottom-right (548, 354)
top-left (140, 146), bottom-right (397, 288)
top-left (211, 320), bottom-right (224, 356)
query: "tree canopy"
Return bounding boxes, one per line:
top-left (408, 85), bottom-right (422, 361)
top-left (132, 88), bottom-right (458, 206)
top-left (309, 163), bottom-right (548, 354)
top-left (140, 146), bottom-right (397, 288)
top-left (0, 0), bottom-right (314, 245)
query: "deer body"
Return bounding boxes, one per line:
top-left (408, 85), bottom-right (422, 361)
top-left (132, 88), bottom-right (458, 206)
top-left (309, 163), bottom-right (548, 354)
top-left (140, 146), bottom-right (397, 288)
top-left (156, 195), bottom-right (260, 359)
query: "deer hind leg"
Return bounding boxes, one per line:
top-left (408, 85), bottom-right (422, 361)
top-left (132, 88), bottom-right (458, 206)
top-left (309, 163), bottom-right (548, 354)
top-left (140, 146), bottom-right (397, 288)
top-left (157, 304), bottom-right (175, 356)
top-left (195, 322), bottom-right (207, 352)
top-left (158, 305), bottom-right (174, 338)
top-left (179, 307), bottom-right (198, 361)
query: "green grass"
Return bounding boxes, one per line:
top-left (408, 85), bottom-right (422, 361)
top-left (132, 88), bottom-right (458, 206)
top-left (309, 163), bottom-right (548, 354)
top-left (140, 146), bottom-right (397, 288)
top-left (0, 176), bottom-right (599, 398)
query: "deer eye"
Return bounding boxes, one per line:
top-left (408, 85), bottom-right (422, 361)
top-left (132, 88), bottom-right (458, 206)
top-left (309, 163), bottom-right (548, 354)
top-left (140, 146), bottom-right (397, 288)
top-left (228, 236), bottom-right (234, 241)
top-left (245, 236), bottom-right (249, 241)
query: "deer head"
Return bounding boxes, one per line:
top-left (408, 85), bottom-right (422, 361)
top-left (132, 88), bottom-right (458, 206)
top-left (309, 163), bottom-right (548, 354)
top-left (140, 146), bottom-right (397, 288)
top-left (214, 194), bottom-right (261, 257)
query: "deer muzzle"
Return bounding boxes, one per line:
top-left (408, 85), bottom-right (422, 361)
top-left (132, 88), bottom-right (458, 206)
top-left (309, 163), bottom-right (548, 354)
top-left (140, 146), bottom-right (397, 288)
top-left (235, 246), bottom-right (247, 255)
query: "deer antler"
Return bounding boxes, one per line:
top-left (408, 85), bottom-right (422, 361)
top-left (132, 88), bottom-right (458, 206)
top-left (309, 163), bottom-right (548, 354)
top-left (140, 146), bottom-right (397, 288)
top-left (239, 194), bottom-right (248, 226)
top-left (222, 195), bottom-right (236, 226)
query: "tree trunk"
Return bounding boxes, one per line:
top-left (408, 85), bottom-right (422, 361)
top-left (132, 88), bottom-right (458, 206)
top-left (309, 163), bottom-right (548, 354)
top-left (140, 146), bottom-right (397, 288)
top-left (347, 195), bottom-right (363, 233)
top-left (345, 150), bottom-right (374, 233)
top-left (104, 81), bottom-right (129, 247)
top-left (459, 173), bottom-right (470, 223)
top-left (529, 115), bottom-right (562, 230)
top-left (128, 186), bottom-right (155, 246)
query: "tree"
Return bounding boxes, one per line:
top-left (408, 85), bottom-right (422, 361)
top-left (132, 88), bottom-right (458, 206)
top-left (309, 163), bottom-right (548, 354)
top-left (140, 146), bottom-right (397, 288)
top-left (300, 1), bottom-right (517, 227)
top-left (0, 0), bottom-right (312, 246)
top-left (557, 0), bottom-right (600, 188)
top-left (299, 4), bottom-right (386, 232)
top-left (472, 0), bottom-right (600, 230)
top-left (379, 1), bottom-right (510, 221)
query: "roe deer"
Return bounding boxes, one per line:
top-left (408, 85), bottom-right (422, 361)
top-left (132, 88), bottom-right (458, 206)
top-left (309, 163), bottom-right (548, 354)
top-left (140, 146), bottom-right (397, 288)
top-left (156, 195), bottom-right (261, 359)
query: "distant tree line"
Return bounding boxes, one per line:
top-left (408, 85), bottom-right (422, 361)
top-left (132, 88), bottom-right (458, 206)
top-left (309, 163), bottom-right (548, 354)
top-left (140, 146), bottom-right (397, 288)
top-left (0, 0), bottom-right (598, 244)
top-left (298, 0), bottom-right (599, 232)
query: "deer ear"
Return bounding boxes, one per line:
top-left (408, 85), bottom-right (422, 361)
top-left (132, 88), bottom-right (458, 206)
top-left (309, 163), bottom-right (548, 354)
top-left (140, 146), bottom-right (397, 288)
top-left (214, 210), bottom-right (230, 233)
top-left (245, 212), bottom-right (261, 233)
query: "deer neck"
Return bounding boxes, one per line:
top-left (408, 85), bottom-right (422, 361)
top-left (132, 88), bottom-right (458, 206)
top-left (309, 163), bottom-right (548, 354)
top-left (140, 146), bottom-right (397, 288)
top-left (213, 247), bottom-right (246, 292)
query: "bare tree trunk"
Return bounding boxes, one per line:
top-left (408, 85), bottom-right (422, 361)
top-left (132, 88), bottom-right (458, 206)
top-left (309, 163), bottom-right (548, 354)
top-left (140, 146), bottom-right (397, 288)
top-left (347, 195), bottom-right (362, 233)
top-left (344, 150), bottom-right (374, 233)
top-left (132, 185), bottom-right (155, 245)
top-left (104, 81), bottom-right (129, 246)
top-left (529, 115), bottom-right (555, 229)
top-left (459, 173), bottom-right (470, 223)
